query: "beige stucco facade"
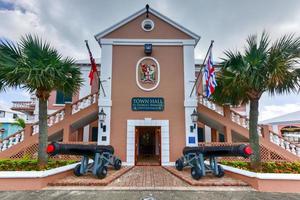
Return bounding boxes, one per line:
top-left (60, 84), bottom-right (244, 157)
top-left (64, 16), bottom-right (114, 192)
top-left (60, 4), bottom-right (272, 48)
top-left (95, 7), bottom-right (200, 165)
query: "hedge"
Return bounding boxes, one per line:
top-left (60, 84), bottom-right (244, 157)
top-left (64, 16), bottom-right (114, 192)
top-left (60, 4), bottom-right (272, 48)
top-left (220, 161), bottom-right (300, 173)
top-left (0, 159), bottom-right (77, 171)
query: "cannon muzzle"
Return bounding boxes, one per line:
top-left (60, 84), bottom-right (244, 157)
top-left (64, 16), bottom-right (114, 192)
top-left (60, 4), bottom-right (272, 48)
top-left (47, 142), bottom-right (114, 156)
top-left (183, 144), bottom-right (252, 158)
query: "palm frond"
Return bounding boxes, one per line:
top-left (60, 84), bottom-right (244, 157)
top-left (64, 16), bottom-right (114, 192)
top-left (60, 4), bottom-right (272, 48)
top-left (214, 31), bottom-right (300, 103)
top-left (0, 34), bottom-right (82, 99)
top-left (12, 118), bottom-right (26, 129)
top-left (266, 34), bottom-right (300, 95)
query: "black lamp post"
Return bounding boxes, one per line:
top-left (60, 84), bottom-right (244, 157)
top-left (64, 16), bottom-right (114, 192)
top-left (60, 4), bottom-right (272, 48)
top-left (190, 109), bottom-right (198, 132)
top-left (99, 108), bottom-right (106, 132)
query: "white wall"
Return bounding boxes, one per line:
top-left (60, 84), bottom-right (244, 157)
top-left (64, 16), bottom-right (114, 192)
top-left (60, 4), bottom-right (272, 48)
top-left (0, 109), bottom-right (26, 124)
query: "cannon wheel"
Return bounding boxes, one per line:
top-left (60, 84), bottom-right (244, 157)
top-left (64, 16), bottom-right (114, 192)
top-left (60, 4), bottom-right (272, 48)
top-left (74, 164), bottom-right (82, 176)
top-left (175, 158), bottom-right (184, 171)
top-left (191, 167), bottom-right (202, 180)
top-left (215, 165), bottom-right (225, 178)
top-left (114, 159), bottom-right (122, 170)
top-left (96, 166), bottom-right (108, 179)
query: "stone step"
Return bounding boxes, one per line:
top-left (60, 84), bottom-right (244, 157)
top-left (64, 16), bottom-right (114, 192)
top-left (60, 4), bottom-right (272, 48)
top-left (48, 167), bottom-right (132, 187)
top-left (164, 166), bottom-right (249, 187)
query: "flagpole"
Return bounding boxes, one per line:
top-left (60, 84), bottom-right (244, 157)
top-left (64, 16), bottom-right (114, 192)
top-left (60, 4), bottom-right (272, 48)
top-left (189, 40), bottom-right (214, 97)
top-left (84, 40), bottom-right (106, 97)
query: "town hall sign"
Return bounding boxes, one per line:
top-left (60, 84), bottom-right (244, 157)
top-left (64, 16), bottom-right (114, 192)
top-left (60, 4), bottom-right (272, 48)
top-left (136, 57), bottom-right (160, 91)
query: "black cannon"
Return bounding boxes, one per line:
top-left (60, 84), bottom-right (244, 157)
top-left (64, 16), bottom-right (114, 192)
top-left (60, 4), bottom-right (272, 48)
top-left (47, 142), bottom-right (122, 179)
top-left (175, 144), bottom-right (252, 180)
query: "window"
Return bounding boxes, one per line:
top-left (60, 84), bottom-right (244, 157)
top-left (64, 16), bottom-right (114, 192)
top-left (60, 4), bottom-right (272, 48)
top-left (219, 133), bottom-right (225, 142)
top-left (197, 127), bottom-right (204, 142)
top-left (141, 19), bottom-right (154, 31)
top-left (0, 110), bottom-right (5, 118)
top-left (55, 90), bottom-right (72, 104)
top-left (13, 114), bottom-right (18, 119)
top-left (92, 127), bottom-right (98, 142)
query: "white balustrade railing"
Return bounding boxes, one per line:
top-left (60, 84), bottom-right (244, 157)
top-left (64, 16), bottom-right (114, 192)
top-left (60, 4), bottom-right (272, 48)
top-left (72, 93), bottom-right (98, 114)
top-left (267, 131), bottom-right (300, 156)
top-left (198, 94), bottom-right (300, 157)
top-left (0, 130), bottom-right (24, 152)
top-left (0, 92), bottom-right (99, 152)
top-left (198, 95), bottom-right (224, 115)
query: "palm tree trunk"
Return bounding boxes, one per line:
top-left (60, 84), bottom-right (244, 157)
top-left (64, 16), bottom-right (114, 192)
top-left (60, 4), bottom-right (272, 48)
top-left (37, 98), bottom-right (48, 168)
top-left (249, 98), bottom-right (261, 169)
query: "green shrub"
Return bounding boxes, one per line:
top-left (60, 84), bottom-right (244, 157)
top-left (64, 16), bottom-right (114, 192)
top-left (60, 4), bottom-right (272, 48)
top-left (0, 159), bottom-right (77, 171)
top-left (220, 161), bottom-right (300, 173)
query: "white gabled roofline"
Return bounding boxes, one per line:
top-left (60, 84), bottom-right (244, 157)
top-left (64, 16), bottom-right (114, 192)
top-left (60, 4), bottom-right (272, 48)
top-left (94, 7), bottom-right (201, 45)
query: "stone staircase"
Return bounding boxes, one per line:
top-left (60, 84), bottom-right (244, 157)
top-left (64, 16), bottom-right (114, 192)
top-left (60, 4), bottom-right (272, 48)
top-left (0, 92), bottom-right (99, 159)
top-left (198, 94), bottom-right (300, 161)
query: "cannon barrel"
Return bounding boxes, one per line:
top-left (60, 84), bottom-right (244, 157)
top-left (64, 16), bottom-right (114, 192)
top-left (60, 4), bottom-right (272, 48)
top-left (47, 142), bottom-right (114, 156)
top-left (183, 144), bottom-right (252, 158)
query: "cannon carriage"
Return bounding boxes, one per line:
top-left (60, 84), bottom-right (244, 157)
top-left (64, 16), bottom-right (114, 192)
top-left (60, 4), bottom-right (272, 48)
top-left (175, 144), bottom-right (252, 180)
top-left (47, 142), bottom-right (122, 179)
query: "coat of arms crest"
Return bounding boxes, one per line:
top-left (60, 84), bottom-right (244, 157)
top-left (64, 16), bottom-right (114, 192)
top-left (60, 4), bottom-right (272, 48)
top-left (140, 63), bottom-right (156, 83)
top-left (136, 57), bottom-right (160, 91)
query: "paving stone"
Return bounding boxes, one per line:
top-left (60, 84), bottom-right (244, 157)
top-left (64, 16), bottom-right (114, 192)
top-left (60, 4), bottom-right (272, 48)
top-left (109, 166), bottom-right (189, 187)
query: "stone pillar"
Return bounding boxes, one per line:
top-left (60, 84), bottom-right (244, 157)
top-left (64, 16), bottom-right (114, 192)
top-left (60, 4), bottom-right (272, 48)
top-left (224, 126), bottom-right (232, 143)
top-left (204, 125), bottom-right (212, 142)
top-left (24, 123), bottom-right (33, 139)
top-left (183, 45), bottom-right (198, 146)
top-left (223, 105), bottom-right (231, 119)
top-left (77, 127), bottom-right (84, 142)
top-left (62, 103), bottom-right (72, 142)
top-left (261, 125), bottom-right (270, 141)
top-left (211, 128), bottom-right (218, 142)
top-left (63, 125), bottom-right (71, 142)
top-left (83, 125), bottom-right (90, 142)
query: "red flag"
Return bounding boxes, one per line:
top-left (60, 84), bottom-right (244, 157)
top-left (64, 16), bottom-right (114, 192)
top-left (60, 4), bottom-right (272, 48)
top-left (85, 40), bottom-right (97, 85)
top-left (88, 56), bottom-right (97, 85)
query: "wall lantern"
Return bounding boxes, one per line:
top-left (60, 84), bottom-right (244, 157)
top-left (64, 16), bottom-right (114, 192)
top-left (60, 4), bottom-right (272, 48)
top-left (99, 108), bottom-right (106, 132)
top-left (190, 109), bottom-right (198, 132)
top-left (144, 43), bottom-right (152, 55)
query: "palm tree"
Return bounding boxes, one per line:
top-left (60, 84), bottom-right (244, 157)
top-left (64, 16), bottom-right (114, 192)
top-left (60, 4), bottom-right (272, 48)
top-left (12, 118), bottom-right (26, 129)
top-left (0, 34), bottom-right (82, 168)
top-left (212, 32), bottom-right (300, 169)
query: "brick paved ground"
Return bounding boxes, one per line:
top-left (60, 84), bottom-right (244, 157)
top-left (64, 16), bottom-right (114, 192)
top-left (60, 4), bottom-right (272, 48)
top-left (49, 166), bottom-right (249, 188)
top-left (109, 166), bottom-right (189, 187)
top-left (164, 166), bottom-right (249, 186)
top-left (49, 167), bottom-right (132, 186)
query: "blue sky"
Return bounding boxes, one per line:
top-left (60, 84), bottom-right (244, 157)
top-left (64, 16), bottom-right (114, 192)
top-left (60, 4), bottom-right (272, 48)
top-left (0, 1), bottom-right (14, 11)
top-left (0, 0), bottom-right (300, 121)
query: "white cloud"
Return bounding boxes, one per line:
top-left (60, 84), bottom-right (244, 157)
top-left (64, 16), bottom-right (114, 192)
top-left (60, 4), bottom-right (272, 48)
top-left (259, 103), bottom-right (300, 122)
top-left (1, 0), bottom-right (300, 111)
top-left (0, 99), bottom-right (11, 110)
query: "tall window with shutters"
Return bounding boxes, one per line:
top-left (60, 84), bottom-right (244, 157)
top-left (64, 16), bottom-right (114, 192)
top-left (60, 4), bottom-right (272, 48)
top-left (55, 90), bottom-right (72, 104)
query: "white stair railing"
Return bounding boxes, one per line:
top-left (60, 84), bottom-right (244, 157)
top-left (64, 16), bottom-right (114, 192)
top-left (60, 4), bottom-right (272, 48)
top-left (0, 92), bottom-right (98, 152)
top-left (198, 94), bottom-right (300, 157)
top-left (0, 130), bottom-right (24, 152)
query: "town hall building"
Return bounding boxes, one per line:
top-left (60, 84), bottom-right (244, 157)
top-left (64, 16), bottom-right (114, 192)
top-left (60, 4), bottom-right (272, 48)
top-left (94, 6), bottom-right (200, 165)
top-left (2, 6), bottom-right (299, 168)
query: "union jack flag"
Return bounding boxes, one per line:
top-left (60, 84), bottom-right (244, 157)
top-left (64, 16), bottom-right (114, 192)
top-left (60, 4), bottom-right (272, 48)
top-left (204, 47), bottom-right (217, 97)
